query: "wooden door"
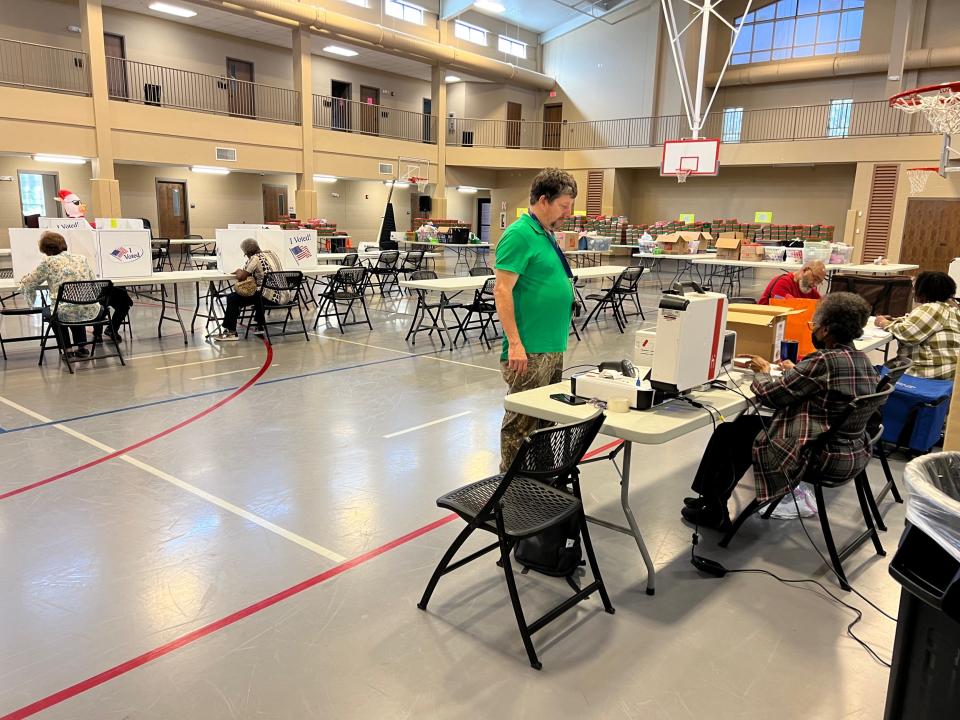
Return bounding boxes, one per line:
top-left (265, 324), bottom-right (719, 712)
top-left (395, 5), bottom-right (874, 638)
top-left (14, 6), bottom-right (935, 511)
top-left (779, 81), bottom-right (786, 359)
top-left (331, 80), bottom-right (351, 131)
top-left (156, 180), bottom-right (189, 238)
top-left (359, 85), bottom-right (380, 135)
top-left (900, 198), bottom-right (960, 273)
top-left (542, 103), bottom-right (562, 149)
top-left (262, 184), bottom-right (288, 224)
top-left (104, 32), bottom-right (127, 99)
top-left (227, 58), bottom-right (255, 118)
top-left (506, 101), bottom-right (521, 148)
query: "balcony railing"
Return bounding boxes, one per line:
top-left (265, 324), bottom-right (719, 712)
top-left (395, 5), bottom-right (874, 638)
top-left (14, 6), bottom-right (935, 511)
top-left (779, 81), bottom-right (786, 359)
top-left (106, 57), bottom-right (300, 124)
top-left (0, 38), bottom-right (89, 95)
top-left (447, 100), bottom-right (930, 150)
top-left (313, 94), bottom-right (437, 143)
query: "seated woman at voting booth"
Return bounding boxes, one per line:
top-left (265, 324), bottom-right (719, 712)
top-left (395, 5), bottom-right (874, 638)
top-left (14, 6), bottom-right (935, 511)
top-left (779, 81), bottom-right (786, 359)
top-left (875, 271), bottom-right (960, 380)
top-left (18, 231), bottom-right (98, 358)
top-left (682, 293), bottom-right (880, 531)
top-left (212, 238), bottom-right (291, 342)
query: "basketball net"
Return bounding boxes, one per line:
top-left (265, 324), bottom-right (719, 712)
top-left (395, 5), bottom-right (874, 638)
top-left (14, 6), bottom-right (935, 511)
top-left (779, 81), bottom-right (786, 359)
top-left (890, 86), bottom-right (960, 135)
top-left (907, 167), bottom-right (938, 194)
top-left (408, 176), bottom-right (428, 194)
top-left (675, 169), bottom-right (692, 184)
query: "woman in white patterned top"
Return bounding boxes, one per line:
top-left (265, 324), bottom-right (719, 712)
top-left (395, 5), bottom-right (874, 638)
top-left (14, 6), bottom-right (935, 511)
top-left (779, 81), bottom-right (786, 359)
top-left (212, 238), bottom-right (291, 342)
top-left (18, 231), bottom-right (99, 358)
top-left (876, 271), bottom-right (960, 379)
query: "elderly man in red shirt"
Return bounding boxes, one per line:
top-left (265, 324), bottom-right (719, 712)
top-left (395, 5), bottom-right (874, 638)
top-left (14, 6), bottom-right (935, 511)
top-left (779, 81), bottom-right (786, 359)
top-left (758, 260), bottom-right (827, 305)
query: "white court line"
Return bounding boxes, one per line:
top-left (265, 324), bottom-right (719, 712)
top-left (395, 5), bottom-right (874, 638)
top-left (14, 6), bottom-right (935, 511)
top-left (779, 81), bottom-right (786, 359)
top-left (310, 333), bottom-right (499, 373)
top-left (0, 395), bottom-right (346, 564)
top-left (383, 411), bottom-right (472, 439)
top-left (190, 364), bottom-right (276, 380)
top-left (128, 347), bottom-right (214, 361)
top-left (157, 356), bottom-right (244, 370)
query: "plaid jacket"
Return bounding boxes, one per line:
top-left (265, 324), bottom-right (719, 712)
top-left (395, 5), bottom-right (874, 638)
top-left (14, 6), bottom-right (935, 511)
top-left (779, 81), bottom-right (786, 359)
top-left (750, 346), bottom-right (880, 502)
top-left (887, 301), bottom-right (960, 379)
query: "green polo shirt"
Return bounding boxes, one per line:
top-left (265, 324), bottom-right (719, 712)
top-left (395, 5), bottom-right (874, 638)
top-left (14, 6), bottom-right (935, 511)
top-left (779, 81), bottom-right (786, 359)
top-left (495, 213), bottom-right (574, 361)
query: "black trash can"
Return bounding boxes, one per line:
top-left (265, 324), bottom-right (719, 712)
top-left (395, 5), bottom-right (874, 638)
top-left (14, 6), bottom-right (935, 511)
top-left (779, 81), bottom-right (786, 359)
top-left (884, 452), bottom-right (960, 720)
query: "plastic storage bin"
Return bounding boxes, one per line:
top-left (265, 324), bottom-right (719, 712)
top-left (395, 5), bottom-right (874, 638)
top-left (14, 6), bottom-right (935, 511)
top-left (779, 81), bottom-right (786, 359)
top-left (785, 248), bottom-right (804, 263)
top-left (881, 375), bottom-right (953, 452)
top-left (884, 453), bottom-right (960, 720)
top-left (829, 243), bottom-right (853, 265)
top-left (803, 240), bottom-right (831, 265)
top-left (763, 246), bottom-right (787, 262)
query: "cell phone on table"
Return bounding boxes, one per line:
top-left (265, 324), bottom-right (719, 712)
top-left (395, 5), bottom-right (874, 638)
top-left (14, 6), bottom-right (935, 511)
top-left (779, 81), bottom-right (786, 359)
top-left (551, 393), bottom-right (587, 406)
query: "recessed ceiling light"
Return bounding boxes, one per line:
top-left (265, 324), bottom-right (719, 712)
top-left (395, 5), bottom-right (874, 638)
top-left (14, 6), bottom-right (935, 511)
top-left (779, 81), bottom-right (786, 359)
top-left (314, 174), bottom-right (338, 183)
top-left (33, 154), bottom-right (87, 165)
top-left (457, 186), bottom-right (478, 193)
top-left (445, 75), bottom-right (461, 83)
top-left (474, 0), bottom-right (505, 12)
top-left (148, 2), bottom-right (197, 18)
top-left (323, 45), bottom-right (359, 57)
top-left (191, 165), bottom-right (230, 175)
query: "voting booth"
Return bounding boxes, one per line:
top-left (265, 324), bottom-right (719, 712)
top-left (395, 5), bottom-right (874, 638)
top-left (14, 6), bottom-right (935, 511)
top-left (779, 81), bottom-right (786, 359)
top-left (9, 226), bottom-right (99, 278)
top-left (216, 228), bottom-right (316, 272)
top-left (96, 218), bottom-right (145, 231)
top-left (37, 217), bottom-right (93, 231)
top-left (216, 229), bottom-right (252, 273)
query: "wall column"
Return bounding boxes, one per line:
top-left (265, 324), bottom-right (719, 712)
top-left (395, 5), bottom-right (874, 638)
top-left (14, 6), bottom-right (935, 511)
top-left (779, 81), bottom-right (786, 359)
top-left (293, 26), bottom-right (317, 220)
top-left (431, 64), bottom-right (448, 219)
top-left (80, 0), bottom-right (121, 217)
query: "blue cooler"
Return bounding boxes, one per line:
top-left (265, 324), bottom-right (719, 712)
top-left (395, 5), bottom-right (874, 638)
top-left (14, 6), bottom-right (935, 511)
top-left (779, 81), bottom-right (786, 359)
top-left (881, 375), bottom-right (953, 453)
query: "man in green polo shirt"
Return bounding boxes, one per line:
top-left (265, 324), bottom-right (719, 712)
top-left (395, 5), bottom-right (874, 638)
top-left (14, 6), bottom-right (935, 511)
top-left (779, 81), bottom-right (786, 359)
top-left (494, 168), bottom-right (578, 471)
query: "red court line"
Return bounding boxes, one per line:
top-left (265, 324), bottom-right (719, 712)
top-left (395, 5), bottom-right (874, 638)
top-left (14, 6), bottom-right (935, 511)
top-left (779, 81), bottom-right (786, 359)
top-left (2, 433), bottom-right (626, 718)
top-left (0, 513), bottom-right (460, 720)
top-left (0, 339), bottom-right (274, 501)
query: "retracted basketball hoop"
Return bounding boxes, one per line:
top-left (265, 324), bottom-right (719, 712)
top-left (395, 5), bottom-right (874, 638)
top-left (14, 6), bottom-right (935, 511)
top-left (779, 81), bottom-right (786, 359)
top-left (408, 176), bottom-right (428, 194)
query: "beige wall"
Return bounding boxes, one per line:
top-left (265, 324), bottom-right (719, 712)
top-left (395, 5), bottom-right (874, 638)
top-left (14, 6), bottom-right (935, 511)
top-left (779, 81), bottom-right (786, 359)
top-left (0, 156), bottom-right (93, 247)
top-left (315, 178), bottom-right (413, 239)
top-left (0, 0), bottom-right (81, 49)
top-left (542, 3), bottom-right (660, 122)
top-left (311, 56), bottom-right (430, 115)
top-left (114, 164), bottom-right (296, 238)
top-left (489, 169), bottom-right (537, 244)
top-left (628, 165), bottom-right (857, 231)
top-left (443, 187), bottom-right (490, 230)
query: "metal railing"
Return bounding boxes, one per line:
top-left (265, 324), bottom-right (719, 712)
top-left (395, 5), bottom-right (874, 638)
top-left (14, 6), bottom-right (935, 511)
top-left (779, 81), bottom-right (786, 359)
top-left (0, 38), bottom-right (89, 95)
top-left (313, 94), bottom-right (437, 143)
top-left (447, 99), bottom-right (930, 150)
top-left (106, 57), bottom-right (300, 124)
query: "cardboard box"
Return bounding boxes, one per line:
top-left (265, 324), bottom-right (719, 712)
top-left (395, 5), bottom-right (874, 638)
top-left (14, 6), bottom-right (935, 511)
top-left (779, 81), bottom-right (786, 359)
top-left (655, 230), bottom-right (709, 255)
top-left (739, 243), bottom-right (765, 262)
top-left (726, 304), bottom-right (804, 361)
top-left (715, 233), bottom-right (744, 260)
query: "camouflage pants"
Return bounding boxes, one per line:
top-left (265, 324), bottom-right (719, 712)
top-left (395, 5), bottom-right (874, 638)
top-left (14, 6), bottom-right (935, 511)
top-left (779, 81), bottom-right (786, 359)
top-left (500, 352), bottom-right (565, 472)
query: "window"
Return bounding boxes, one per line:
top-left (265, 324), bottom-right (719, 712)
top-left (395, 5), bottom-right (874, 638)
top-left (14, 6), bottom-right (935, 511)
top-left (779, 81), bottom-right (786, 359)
top-left (455, 21), bottom-right (487, 46)
top-left (722, 107), bottom-right (744, 143)
top-left (385, 0), bottom-right (423, 24)
top-left (498, 36), bottom-right (527, 59)
top-left (19, 173), bottom-right (47, 216)
top-left (827, 98), bottom-right (853, 137)
top-left (732, 0), bottom-right (864, 66)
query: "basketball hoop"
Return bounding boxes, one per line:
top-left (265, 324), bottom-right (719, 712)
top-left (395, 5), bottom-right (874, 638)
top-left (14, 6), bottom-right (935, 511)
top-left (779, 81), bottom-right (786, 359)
top-left (890, 81), bottom-right (960, 135)
top-left (675, 169), bottom-right (692, 184)
top-left (907, 167), bottom-right (940, 194)
top-left (408, 176), bottom-right (428, 194)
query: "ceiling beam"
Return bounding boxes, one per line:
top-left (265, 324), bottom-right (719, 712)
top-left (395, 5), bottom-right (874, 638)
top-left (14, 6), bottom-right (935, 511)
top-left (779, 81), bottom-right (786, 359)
top-left (539, 14), bottom-right (594, 44)
top-left (440, 0), bottom-right (474, 20)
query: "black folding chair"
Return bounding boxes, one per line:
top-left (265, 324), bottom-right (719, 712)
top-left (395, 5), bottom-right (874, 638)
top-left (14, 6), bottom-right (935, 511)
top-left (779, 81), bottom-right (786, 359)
top-left (720, 385), bottom-right (895, 590)
top-left (454, 276), bottom-right (498, 349)
top-left (39, 279), bottom-right (125, 374)
top-left (418, 412), bottom-right (614, 670)
top-left (1, 273), bottom-right (46, 360)
top-left (240, 271), bottom-right (310, 343)
top-left (315, 266), bottom-right (372, 333)
top-left (867, 356), bottom-right (914, 515)
top-left (580, 268), bottom-right (633, 333)
top-left (366, 250), bottom-right (401, 297)
top-left (404, 270), bottom-right (465, 349)
top-left (468, 266), bottom-right (494, 277)
top-left (152, 238), bottom-right (172, 272)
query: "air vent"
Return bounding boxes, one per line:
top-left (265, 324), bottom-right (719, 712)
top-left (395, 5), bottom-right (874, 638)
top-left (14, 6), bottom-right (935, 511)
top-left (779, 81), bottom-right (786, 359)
top-left (862, 164), bottom-right (900, 263)
top-left (586, 170), bottom-right (603, 216)
top-left (379, 162), bottom-right (394, 175)
top-left (216, 147), bottom-right (237, 162)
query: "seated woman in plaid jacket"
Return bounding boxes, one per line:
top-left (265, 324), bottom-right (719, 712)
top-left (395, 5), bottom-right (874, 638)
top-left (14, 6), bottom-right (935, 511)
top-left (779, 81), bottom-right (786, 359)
top-left (875, 271), bottom-right (960, 380)
top-left (682, 293), bottom-right (881, 531)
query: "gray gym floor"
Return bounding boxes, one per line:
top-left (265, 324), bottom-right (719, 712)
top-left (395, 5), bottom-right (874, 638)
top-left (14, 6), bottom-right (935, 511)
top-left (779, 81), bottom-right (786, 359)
top-left (0, 260), bottom-right (904, 719)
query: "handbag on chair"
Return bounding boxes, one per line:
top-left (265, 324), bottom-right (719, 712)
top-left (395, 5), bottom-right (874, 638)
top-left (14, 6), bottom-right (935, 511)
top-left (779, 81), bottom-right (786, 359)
top-left (235, 277), bottom-right (257, 297)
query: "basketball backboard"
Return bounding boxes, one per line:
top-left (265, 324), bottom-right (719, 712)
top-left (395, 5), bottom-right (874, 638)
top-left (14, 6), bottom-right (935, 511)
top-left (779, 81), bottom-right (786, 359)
top-left (661, 138), bottom-right (720, 177)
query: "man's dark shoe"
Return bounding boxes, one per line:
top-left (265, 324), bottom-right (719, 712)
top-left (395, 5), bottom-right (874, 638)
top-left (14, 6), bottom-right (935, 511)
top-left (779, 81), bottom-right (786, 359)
top-left (681, 503), bottom-right (731, 532)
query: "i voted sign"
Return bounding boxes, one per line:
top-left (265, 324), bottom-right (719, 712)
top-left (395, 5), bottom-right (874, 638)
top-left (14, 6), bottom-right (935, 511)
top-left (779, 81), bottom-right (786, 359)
top-left (96, 230), bottom-right (152, 278)
top-left (282, 229), bottom-right (316, 268)
top-left (107, 245), bottom-right (145, 263)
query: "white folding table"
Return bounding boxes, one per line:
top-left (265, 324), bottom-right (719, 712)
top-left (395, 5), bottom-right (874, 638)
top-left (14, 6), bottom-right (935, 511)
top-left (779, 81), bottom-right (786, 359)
top-left (505, 376), bottom-right (756, 593)
top-left (397, 239), bottom-right (492, 274)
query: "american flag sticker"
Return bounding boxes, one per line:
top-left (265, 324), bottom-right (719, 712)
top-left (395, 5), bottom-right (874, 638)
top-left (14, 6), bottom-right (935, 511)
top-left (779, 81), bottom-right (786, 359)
top-left (290, 245), bottom-right (311, 262)
top-left (111, 247), bottom-right (128, 259)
